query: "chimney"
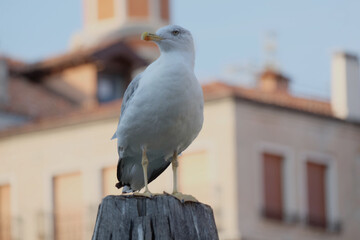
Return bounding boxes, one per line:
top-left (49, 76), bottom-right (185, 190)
top-left (331, 52), bottom-right (360, 121)
top-left (0, 59), bottom-right (8, 106)
top-left (257, 69), bottom-right (290, 93)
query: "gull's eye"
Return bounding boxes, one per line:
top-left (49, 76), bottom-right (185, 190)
top-left (172, 30), bottom-right (180, 36)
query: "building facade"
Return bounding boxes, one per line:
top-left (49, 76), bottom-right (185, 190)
top-left (1, 64), bottom-right (360, 239)
top-left (1, 1), bottom-right (360, 240)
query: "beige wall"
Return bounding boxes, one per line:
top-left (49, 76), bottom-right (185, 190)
top-left (0, 97), bottom-right (238, 240)
top-left (0, 118), bottom-right (118, 240)
top-left (1, 96), bottom-right (359, 240)
top-left (234, 100), bottom-right (360, 240)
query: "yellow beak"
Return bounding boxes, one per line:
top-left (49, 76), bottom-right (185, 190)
top-left (141, 32), bottom-right (163, 41)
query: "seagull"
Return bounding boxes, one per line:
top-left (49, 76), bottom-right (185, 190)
top-left (112, 25), bottom-right (204, 201)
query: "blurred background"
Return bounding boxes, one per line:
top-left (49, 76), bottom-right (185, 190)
top-left (0, 0), bottom-right (360, 239)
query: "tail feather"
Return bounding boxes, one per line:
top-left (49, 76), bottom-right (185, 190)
top-left (115, 156), bottom-right (171, 191)
top-left (148, 160), bottom-right (171, 183)
top-left (111, 132), bottom-right (117, 140)
top-left (115, 157), bottom-right (125, 189)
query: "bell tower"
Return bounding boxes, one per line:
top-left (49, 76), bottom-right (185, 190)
top-left (71, 0), bottom-right (170, 59)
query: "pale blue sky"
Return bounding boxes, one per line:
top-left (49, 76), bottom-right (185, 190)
top-left (1, 0), bottom-right (359, 99)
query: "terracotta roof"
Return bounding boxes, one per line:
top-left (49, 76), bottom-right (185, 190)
top-left (0, 100), bottom-right (121, 137)
top-left (0, 56), bottom-right (25, 69)
top-left (1, 77), bottom-right (76, 119)
top-left (203, 82), bottom-right (332, 117)
top-left (12, 38), bottom-right (147, 78)
top-left (0, 37), bottom-right (149, 133)
top-left (0, 81), bottom-right (345, 138)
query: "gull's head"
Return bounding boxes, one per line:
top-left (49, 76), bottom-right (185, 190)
top-left (141, 25), bottom-right (194, 53)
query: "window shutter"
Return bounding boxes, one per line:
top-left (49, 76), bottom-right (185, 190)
top-left (53, 172), bottom-right (83, 240)
top-left (102, 166), bottom-right (118, 197)
top-left (97, 0), bottom-right (115, 20)
top-left (127, 0), bottom-right (149, 18)
top-left (307, 161), bottom-right (327, 228)
top-left (263, 153), bottom-right (283, 220)
top-left (160, 0), bottom-right (169, 21)
top-left (0, 184), bottom-right (11, 240)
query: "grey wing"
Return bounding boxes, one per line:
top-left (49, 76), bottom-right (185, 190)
top-left (111, 72), bottom-right (143, 140)
top-left (120, 72), bottom-right (143, 117)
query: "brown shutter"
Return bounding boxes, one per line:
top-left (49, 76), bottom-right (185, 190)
top-left (53, 172), bottom-right (83, 240)
top-left (263, 153), bottom-right (283, 220)
top-left (127, 0), bottom-right (149, 18)
top-left (97, 0), bottom-right (115, 20)
top-left (0, 184), bottom-right (11, 240)
top-left (178, 151), bottom-right (211, 205)
top-left (102, 166), bottom-right (118, 197)
top-left (160, 0), bottom-right (169, 21)
top-left (307, 161), bottom-right (327, 228)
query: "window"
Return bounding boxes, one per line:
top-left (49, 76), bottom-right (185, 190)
top-left (102, 166), bottom-right (118, 197)
top-left (160, 0), bottom-right (169, 21)
top-left (300, 153), bottom-right (340, 232)
top-left (0, 184), bottom-right (11, 240)
top-left (127, 0), bottom-right (149, 18)
top-left (97, 73), bottom-right (126, 103)
top-left (356, 156), bottom-right (360, 199)
top-left (179, 151), bottom-right (211, 205)
top-left (97, 0), bottom-right (115, 20)
top-left (53, 172), bottom-right (83, 240)
top-left (306, 161), bottom-right (327, 228)
top-left (262, 153), bottom-right (284, 220)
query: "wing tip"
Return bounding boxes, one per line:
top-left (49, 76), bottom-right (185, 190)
top-left (111, 132), bottom-right (117, 140)
top-left (115, 181), bottom-right (124, 189)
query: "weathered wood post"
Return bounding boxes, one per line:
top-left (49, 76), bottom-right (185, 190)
top-left (92, 194), bottom-right (219, 240)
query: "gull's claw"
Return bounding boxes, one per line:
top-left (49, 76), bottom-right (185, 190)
top-left (164, 191), bottom-right (198, 203)
top-left (134, 190), bottom-right (153, 198)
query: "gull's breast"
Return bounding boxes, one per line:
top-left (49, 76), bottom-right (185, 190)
top-left (118, 65), bottom-right (203, 158)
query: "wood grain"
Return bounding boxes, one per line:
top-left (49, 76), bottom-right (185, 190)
top-left (92, 194), bottom-right (219, 240)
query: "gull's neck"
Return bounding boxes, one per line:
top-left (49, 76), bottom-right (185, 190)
top-left (159, 50), bottom-right (195, 70)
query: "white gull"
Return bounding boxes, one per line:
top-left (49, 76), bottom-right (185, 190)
top-left (112, 25), bottom-right (204, 201)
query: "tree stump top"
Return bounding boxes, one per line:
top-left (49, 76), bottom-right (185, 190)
top-left (92, 194), bottom-right (219, 240)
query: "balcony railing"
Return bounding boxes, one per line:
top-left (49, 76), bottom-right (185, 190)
top-left (0, 218), bottom-right (11, 240)
top-left (260, 207), bottom-right (300, 224)
top-left (0, 216), bottom-right (23, 240)
top-left (305, 214), bottom-right (342, 233)
top-left (260, 207), bottom-right (283, 221)
top-left (37, 206), bottom-right (98, 240)
top-left (54, 212), bottom-right (83, 240)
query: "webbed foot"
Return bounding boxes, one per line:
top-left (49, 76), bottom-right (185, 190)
top-left (134, 190), bottom-right (153, 198)
top-left (164, 191), bottom-right (198, 203)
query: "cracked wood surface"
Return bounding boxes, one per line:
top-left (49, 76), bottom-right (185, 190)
top-left (92, 194), bottom-right (219, 240)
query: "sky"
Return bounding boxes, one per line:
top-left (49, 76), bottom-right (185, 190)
top-left (1, 0), bottom-right (360, 99)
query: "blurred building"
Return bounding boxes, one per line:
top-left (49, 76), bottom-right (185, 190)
top-left (0, 1), bottom-right (360, 240)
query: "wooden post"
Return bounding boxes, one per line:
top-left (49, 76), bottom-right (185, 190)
top-left (92, 194), bottom-right (219, 240)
